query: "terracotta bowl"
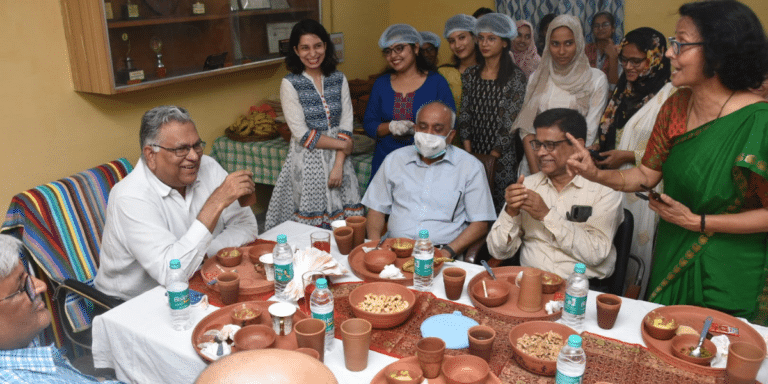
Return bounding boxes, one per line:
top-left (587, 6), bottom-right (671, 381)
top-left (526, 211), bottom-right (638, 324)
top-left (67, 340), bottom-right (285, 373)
top-left (216, 247), bottom-right (243, 268)
top-left (441, 354), bottom-right (490, 384)
top-left (295, 347), bottom-right (320, 360)
top-left (508, 321), bottom-right (577, 376)
top-left (670, 334), bottom-right (717, 366)
top-left (349, 282), bottom-right (416, 329)
top-left (391, 238), bottom-right (414, 258)
top-left (643, 311), bottom-right (678, 340)
top-left (245, 243), bottom-right (276, 264)
top-left (234, 324), bottom-right (276, 350)
top-left (364, 249), bottom-right (397, 273)
top-left (384, 361), bottom-right (424, 384)
top-left (470, 280), bottom-right (510, 307)
top-left (230, 302), bottom-right (263, 327)
top-left (541, 272), bottom-right (564, 294)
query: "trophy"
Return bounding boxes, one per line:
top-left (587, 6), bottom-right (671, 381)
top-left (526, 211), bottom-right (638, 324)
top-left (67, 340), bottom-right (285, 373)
top-left (116, 33), bottom-right (144, 84)
top-left (123, 0), bottom-right (139, 19)
top-left (150, 37), bottom-right (166, 78)
top-left (192, 0), bottom-right (206, 15)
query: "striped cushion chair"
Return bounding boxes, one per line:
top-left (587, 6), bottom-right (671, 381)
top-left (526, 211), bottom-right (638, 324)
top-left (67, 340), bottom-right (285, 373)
top-left (1, 158), bottom-right (133, 352)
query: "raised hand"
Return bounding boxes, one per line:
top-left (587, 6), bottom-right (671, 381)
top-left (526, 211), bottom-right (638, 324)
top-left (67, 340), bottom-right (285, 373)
top-left (504, 175), bottom-right (526, 217)
top-left (564, 132), bottom-right (599, 181)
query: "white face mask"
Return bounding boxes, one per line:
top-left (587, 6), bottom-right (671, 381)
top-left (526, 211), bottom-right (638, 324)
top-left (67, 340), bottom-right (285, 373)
top-left (414, 131), bottom-right (448, 159)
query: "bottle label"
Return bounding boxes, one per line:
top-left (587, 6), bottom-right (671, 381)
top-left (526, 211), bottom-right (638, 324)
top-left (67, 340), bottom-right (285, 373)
top-left (555, 371), bottom-right (582, 384)
top-left (274, 263), bottom-right (293, 282)
top-left (312, 308), bottom-right (334, 333)
top-left (168, 289), bottom-right (190, 310)
top-left (414, 257), bottom-right (433, 277)
top-left (564, 293), bottom-right (587, 316)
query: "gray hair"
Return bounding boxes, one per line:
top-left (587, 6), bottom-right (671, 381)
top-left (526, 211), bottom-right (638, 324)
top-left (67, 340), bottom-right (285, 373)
top-left (0, 235), bottom-right (23, 279)
top-left (139, 105), bottom-right (195, 156)
top-left (416, 101), bottom-right (456, 130)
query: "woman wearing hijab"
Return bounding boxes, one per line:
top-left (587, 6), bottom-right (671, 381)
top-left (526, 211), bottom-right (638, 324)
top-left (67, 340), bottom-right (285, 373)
top-left (516, 15), bottom-right (609, 174)
top-left (510, 20), bottom-right (541, 78)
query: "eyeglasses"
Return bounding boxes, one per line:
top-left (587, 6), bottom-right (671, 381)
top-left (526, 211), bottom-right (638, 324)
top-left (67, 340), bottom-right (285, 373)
top-left (619, 55), bottom-right (646, 68)
top-left (592, 22), bottom-right (612, 29)
top-left (530, 139), bottom-right (570, 152)
top-left (668, 37), bottom-right (704, 56)
top-left (382, 44), bottom-right (408, 56)
top-left (150, 140), bottom-right (206, 157)
top-left (0, 274), bottom-right (36, 303)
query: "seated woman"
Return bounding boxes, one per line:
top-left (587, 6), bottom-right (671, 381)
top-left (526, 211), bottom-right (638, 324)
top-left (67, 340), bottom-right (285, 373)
top-left (438, 14), bottom-right (483, 115)
top-left (456, 13), bottom-right (527, 212)
top-left (364, 24), bottom-right (455, 180)
top-left (585, 11), bottom-right (620, 85)
top-left (265, 19), bottom-right (363, 230)
top-left (516, 15), bottom-right (609, 175)
top-left (511, 20), bottom-right (541, 78)
top-left (419, 31), bottom-right (441, 67)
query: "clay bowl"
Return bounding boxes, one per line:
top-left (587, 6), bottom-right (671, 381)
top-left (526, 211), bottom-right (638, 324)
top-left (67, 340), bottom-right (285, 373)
top-left (670, 334), bottom-right (716, 366)
top-left (234, 324), bottom-right (276, 350)
top-left (364, 249), bottom-right (397, 273)
top-left (541, 272), bottom-right (564, 294)
top-left (643, 311), bottom-right (678, 340)
top-left (441, 354), bottom-right (490, 384)
top-left (384, 361), bottom-right (424, 384)
top-left (470, 280), bottom-right (511, 307)
top-left (230, 302), bottom-right (263, 327)
top-left (508, 321), bottom-right (577, 376)
top-left (349, 282), bottom-right (416, 329)
top-left (391, 239), bottom-right (414, 258)
top-left (245, 243), bottom-right (276, 264)
top-left (295, 347), bottom-right (321, 360)
top-left (216, 247), bottom-right (242, 268)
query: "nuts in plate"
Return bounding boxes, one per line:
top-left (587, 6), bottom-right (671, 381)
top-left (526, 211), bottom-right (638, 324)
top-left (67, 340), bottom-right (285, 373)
top-left (516, 331), bottom-right (565, 361)
top-left (220, 249), bottom-right (241, 258)
top-left (356, 293), bottom-right (409, 314)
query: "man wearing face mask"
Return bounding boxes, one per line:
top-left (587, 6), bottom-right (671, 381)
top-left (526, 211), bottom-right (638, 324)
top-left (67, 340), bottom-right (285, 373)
top-left (361, 101), bottom-right (496, 258)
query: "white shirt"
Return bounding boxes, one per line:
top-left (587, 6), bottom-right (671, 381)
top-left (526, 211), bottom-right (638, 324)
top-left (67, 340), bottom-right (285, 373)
top-left (280, 72), bottom-right (354, 141)
top-left (94, 155), bottom-right (258, 300)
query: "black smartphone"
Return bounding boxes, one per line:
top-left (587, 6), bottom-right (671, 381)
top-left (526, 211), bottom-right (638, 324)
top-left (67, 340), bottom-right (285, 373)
top-left (588, 149), bottom-right (607, 161)
top-left (566, 205), bottom-right (592, 222)
top-left (639, 184), bottom-right (668, 205)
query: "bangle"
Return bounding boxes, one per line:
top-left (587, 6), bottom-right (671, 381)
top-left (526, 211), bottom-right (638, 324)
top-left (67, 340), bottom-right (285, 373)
top-left (617, 170), bottom-right (626, 192)
top-left (700, 214), bottom-right (706, 233)
top-left (441, 245), bottom-right (457, 259)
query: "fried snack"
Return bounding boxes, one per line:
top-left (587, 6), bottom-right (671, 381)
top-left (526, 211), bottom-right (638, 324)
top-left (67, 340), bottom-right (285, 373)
top-left (220, 249), bottom-right (241, 258)
top-left (389, 370), bottom-right (415, 380)
top-left (225, 111), bottom-right (277, 138)
top-left (233, 307), bottom-right (258, 320)
top-left (400, 257), bottom-right (454, 272)
top-left (356, 293), bottom-right (409, 314)
top-left (516, 331), bottom-right (565, 361)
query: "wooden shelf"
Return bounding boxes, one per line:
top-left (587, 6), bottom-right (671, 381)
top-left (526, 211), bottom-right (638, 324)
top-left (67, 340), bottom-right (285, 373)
top-left (106, 7), bottom-right (314, 28)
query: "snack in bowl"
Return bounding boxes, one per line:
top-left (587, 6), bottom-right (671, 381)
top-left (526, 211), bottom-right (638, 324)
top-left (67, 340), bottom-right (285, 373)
top-left (670, 334), bottom-right (717, 366)
top-left (216, 247), bottom-right (242, 268)
top-left (508, 321), bottom-right (577, 376)
top-left (356, 293), bottom-right (409, 314)
top-left (349, 282), bottom-right (416, 328)
top-left (230, 303), bottom-right (262, 326)
top-left (643, 311), bottom-right (678, 340)
top-left (391, 239), bottom-right (414, 258)
top-left (516, 331), bottom-right (564, 361)
top-left (385, 362), bottom-right (423, 384)
top-left (541, 272), bottom-right (564, 294)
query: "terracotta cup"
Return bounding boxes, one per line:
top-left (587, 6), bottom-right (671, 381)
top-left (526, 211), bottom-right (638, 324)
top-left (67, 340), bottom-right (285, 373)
top-left (294, 318), bottom-right (326, 362)
top-left (442, 267), bottom-right (467, 300)
top-left (725, 342), bottom-right (765, 384)
top-left (345, 216), bottom-right (367, 248)
top-left (341, 318), bottom-right (372, 372)
top-left (416, 337), bottom-right (446, 379)
top-left (596, 293), bottom-right (622, 329)
top-left (295, 347), bottom-right (321, 360)
top-left (238, 191), bottom-right (257, 207)
top-left (216, 272), bottom-right (240, 305)
top-left (333, 226), bottom-right (354, 255)
top-left (517, 268), bottom-right (543, 312)
top-left (467, 325), bottom-right (496, 362)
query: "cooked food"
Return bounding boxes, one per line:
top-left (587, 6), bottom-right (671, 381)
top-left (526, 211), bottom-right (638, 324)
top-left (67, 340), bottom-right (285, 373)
top-left (651, 316), bottom-right (676, 329)
top-left (356, 293), bottom-right (409, 314)
top-left (516, 331), bottom-right (565, 361)
top-left (676, 325), bottom-right (698, 336)
top-left (542, 274), bottom-right (562, 284)
top-left (683, 346), bottom-right (713, 358)
top-left (391, 240), bottom-right (413, 250)
top-left (400, 257), bottom-right (453, 272)
top-left (389, 370), bottom-right (415, 381)
top-left (220, 249), bottom-right (241, 258)
top-left (233, 307), bottom-right (258, 320)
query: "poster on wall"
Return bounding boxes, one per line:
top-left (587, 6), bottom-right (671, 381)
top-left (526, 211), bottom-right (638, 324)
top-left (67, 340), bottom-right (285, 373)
top-left (330, 32), bottom-right (344, 63)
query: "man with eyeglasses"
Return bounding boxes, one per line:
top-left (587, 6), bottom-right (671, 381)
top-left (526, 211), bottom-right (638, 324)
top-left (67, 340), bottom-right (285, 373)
top-left (486, 108), bottom-right (622, 280)
top-left (95, 106), bottom-right (258, 300)
top-left (0, 235), bottom-right (125, 383)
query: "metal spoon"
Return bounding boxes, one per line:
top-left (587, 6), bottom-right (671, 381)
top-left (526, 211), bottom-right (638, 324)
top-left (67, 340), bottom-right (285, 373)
top-left (691, 316), bottom-right (714, 358)
top-left (213, 334), bottom-right (224, 356)
top-left (375, 232), bottom-right (389, 250)
top-left (480, 260), bottom-right (497, 280)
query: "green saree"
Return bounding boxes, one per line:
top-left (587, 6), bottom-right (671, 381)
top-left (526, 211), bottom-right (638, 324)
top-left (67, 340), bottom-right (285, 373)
top-left (647, 102), bottom-right (768, 322)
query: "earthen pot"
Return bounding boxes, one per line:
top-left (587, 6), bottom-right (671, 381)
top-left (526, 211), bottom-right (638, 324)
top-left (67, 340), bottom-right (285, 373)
top-left (234, 324), bottom-right (276, 350)
top-left (416, 337), bottom-right (445, 379)
top-left (345, 216), bottom-right (367, 247)
top-left (217, 272), bottom-right (240, 305)
top-left (216, 247), bottom-right (242, 268)
top-left (230, 302), bottom-right (262, 327)
top-left (596, 293), bottom-right (622, 329)
top-left (363, 249), bottom-right (396, 273)
top-left (333, 226), bottom-right (354, 255)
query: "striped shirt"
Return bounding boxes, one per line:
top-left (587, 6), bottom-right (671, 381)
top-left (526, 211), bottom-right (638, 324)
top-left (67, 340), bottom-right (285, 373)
top-left (0, 344), bottom-right (124, 383)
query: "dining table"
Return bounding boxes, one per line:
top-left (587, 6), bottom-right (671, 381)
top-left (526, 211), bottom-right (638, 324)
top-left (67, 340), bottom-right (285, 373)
top-left (91, 221), bottom-right (768, 384)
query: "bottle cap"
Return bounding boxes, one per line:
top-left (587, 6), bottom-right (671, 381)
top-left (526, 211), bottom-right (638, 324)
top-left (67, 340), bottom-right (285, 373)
top-left (277, 234), bottom-right (287, 244)
top-left (170, 259), bottom-right (181, 269)
top-left (316, 278), bottom-right (327, 289)
top-left (567, 334), bottom-right (582, 348)
top-left (574, 263), bottom-right (586, 274)
top-left (419, 229), bottom-right (429, 239)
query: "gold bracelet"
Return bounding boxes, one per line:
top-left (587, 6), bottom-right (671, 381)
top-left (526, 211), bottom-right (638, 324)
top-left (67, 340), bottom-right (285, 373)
top-left (617, 170), bottom-right (626, 192)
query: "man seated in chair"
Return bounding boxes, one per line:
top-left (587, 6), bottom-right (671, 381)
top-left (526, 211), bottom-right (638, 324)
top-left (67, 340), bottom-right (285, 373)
top-left (0, 235), bottom-right (124, 383)
top-left (95, 105), bottom-right (258, 300)
top-left (486, 108), bottom-right (623, 279)
top-left (361, 101), bottom-right (496, 258)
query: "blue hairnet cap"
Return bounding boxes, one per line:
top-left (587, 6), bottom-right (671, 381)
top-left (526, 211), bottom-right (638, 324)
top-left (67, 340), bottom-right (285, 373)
top-left (444, 14), bottom-right (477, 38)
top-left (378, 24), bottom-right (422, 49)
top-left (475, 13), bottom-right (517, 39)
top-left (420, 31), bottom-right (441, 48)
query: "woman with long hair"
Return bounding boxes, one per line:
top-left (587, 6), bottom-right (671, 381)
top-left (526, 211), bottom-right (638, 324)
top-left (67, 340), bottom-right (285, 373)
top-left (510, 20), bottom-right (541, 78)
top-left (584, 11), bottom-right (620, 85)
top-left (438, 14), bottom-right (483, 114)
top-left (265, 19), bottom-right (363, 230)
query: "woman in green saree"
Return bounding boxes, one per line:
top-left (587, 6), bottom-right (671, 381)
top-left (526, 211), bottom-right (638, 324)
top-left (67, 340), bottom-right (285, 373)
top-left (564, 0), bottom-right (768, 324)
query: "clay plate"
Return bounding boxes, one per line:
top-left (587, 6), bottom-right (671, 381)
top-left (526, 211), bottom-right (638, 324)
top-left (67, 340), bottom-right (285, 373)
top-left (347, 239), bottom-right (447, 286)
top-left (466, 266), bottom-right (563, 321)
top-left (201, 244), bottom-right (274, 295)
top-left (508, 321), bottom-right (577, 376)
top-left (370, 356), bottom-right (501, 384)
top-left (191, 300), bottom-right (308, 363)
top-left (641, 305), bottom-right (767, 376)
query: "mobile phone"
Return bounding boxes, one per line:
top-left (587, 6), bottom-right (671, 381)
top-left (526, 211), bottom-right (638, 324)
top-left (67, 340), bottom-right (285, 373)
top-left (588, 149), bottom-right (607, 161)
top-left (566, 205), bottom-right (592, 222)
top-left (639, 184), bottom-right (668, 205)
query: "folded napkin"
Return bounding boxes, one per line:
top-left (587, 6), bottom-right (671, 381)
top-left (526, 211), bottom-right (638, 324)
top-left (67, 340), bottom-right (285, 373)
top-left (710, 335), bottom-right (730, 368)
top-left (379, 264), bottom-right (405, 279)
top-left (283, 247), bottom-right (349, 301)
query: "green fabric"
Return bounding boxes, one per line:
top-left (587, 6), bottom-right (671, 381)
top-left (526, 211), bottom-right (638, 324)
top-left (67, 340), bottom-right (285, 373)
top-left (648, 103), bottom-right (768, 321)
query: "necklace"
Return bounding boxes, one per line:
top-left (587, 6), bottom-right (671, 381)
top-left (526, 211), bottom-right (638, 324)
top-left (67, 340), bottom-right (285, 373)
top-left (687, 90), bottom-right (737, 124)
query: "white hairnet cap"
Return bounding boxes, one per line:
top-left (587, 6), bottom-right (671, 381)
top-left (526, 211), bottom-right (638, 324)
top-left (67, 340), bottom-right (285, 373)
top-left (475, 13), bottom-right (518, 39)
top-left (420, 31), bottom-right (441, 48)
top-left (378, 24), bottom-right (422, 49)
top-left (444, 14), bottom-right (477, 38)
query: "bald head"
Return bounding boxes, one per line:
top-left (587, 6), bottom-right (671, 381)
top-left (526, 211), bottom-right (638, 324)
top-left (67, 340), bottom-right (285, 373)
top-left (196, 349), bottom-right (338, 384)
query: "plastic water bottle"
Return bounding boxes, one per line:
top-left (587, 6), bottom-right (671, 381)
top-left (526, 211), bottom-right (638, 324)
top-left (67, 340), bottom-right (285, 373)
top-left (273, 234), bottom-right (294, 301)
top-left (562, 263), bottom-right (589, 332)
top-left (167, 259), bottom-right (191, 331)
top-left (413, 229), bottom-right (434, 291)
top-left (310, 278), bottom-right (334, 351)
top-left (556, 334), bottom-right (586, 384)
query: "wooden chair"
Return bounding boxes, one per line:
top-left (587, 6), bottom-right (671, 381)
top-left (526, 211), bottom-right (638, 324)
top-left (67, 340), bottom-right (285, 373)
top-left (463, 153), bottom-right (496, 263)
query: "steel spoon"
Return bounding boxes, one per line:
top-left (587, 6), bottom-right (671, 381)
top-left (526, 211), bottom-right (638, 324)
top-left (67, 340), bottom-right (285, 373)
top-left (375, 232), bottom-right (389, 250)
top-left (480, 260), bottom-right (497, 280)
top-left (690, 316), bottom-right (714, 358)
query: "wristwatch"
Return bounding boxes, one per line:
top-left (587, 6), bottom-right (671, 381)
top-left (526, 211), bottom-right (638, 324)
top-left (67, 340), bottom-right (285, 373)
top-left (441, 245), bottom-right (457, 259)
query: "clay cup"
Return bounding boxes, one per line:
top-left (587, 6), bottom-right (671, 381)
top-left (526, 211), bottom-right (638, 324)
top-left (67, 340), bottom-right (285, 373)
top-left (726, 341), bottom-right (766, 384)
top-left (333, 226), bottom-right (354, 255)
top-left (416, 337), bottom-right (446, 379)
top-left (216, 272), bottom-right (240, 305)
top-left (345, 216), bottom-right (367, 248)
top-left (442, 267), bottom-right (467, 300)
top-left (341, 318), bottom-right (372, 371)
top-left (517, 268), bottom-right (543, 312)
top-left (294, 318), bottom-right (327, 362)
top-left (596, 293), bottom-right (622, 329)
top-left (467, 325), bottom-right (496, 362)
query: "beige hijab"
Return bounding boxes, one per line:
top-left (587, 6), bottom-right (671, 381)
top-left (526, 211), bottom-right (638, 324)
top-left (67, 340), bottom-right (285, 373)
top-left (513, 15), bottom-right (594, 136)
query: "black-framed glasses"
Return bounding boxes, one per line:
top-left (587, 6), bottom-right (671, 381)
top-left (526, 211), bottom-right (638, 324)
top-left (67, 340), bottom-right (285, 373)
top-left (0, 274), bottom-right (36, 303)
top-left (382, 44), bottom-right (408, 56)
top-left (592, 21), bottom-right (612, 29)
top-left (668, 37), bottom-right (704, 56)
top-left (150, 140), bottom-right (206, 157)
top-left (619, 55), bottom-right (646, 68)
top-left (530, 139), bottom-right (570, 152)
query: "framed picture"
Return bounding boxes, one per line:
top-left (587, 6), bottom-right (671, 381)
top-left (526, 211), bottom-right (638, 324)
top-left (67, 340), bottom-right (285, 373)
top-left (240, 0), bottom-right (270, 10)
top-left (266, 21), bottom-right (296, 54)
top-left (270, 0), bottom-right (290, 9)
top-left (330, 32), bottom-right (344, 63)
